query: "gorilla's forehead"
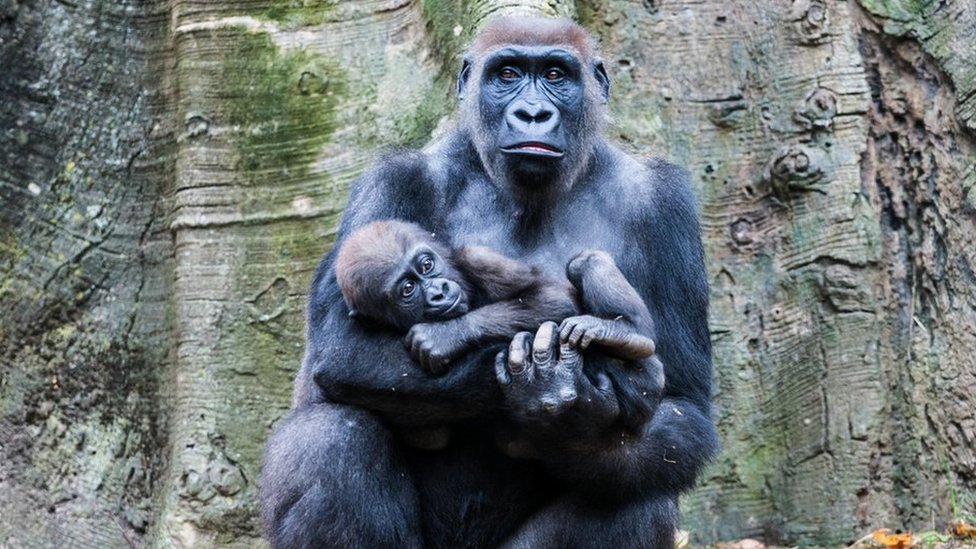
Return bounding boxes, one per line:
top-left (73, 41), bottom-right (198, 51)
top-left (481, 46), bottom-right (584, 67)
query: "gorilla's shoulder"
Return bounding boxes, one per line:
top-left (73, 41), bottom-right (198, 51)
top-left (344, 149), bottom-right (442, 222)
top-left (644, 157), bottom-right (692, 188)
top-left (363, 149), bottom-right (435, 190)
top-left (640, 156), bottom-right (697, 211)
top-left (602, 150), bottom-right (694, 204)
top-left (639, 157), bottom-right (702, 239)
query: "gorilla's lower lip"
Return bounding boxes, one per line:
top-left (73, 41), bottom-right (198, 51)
top-left (438, 297), bottom-right (467, 318)
top-left (501, 142), bottom-right (565, 157)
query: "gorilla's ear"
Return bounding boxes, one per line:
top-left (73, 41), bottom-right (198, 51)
top-left (457, 56), bottom-right (473, 100)
top-left (593, 59), bottom-right (610, 103)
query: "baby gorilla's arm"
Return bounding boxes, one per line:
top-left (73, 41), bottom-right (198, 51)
top-left (454, 246), bottom-right (545, 300)
top-left (559, 250), bottom-right (658, 359)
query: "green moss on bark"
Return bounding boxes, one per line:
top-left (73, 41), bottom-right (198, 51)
top-left (261, 0), bottom-right (338, 28)
top-left (857, 0), bottom-right (976, 130)
top-left (420, 0), bottom-right (476, 69)
top-left (219, 32), bottom-right (343, 182)
top-left (858, 0), bottom-right (927, 32)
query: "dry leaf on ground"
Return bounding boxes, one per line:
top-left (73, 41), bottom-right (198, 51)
top-left (871, 529), bottom-right (915, 549)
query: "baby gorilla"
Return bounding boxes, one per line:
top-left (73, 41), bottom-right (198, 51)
top-left (336, 219), bottom-right (577, 373)
top-left (336, 220), bottom-right (664, 435)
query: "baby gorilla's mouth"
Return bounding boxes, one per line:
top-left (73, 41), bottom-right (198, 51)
top-left (438, 296), bottom-right (469, 319)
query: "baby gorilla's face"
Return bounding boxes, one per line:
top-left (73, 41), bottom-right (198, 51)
top-left (384, 243), bottom-right (469, 330)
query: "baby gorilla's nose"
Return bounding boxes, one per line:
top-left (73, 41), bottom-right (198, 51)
top-left (425, 279), bottom-right (451, 305)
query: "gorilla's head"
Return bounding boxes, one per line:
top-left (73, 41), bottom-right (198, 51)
top-left (457, 17), bottom-right (610, 196)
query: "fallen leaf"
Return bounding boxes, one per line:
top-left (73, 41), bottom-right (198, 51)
top-left (952, 519), bottom-right (976, 539)
top-left (716, 539), bottom-right (765, 549)
top-left (871, 528), bottom-right (915, 549)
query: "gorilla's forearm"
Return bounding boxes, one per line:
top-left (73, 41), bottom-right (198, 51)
top-left (307, 304), bottom-right (500, 425)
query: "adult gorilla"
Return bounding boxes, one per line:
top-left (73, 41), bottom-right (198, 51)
top-left (261, 16), bottom-right (717, 549)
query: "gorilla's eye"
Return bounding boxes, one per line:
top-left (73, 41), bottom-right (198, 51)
top-left (544, 68), bottom-right (564, 81)
top-left (498, 67), bottom-right (519, 80)
top-left (420, 256), bottom-right (434, 274)
top-left (401, 279), bottom-right (416, 297)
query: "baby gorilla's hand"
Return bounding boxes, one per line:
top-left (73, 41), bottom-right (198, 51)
top-left (404, 322), bottom-right (467, 374)
top-left (558, 315), bottom-right (655, 359)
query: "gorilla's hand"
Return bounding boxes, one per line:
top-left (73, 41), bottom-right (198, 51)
top-left (405, 322), bottom-right (469, 374)
top-left (495, 321), bottom-right (620, 434)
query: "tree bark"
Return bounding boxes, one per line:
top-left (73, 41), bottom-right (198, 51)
top-left (1, 0), bottom-right (172, 546)
top-left (1, 0), bottom-right (973, 547)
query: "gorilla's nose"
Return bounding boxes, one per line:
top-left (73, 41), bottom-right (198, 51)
top-left (507, 99), bottom-right (559, 135)
top-left (426, 280), bottom-right (451, 305)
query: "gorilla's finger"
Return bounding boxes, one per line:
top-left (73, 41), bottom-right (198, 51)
top-left (495, 350), bottom-right (512, 385)
top-left (532, 321), bottom-right (559, 368)
top-left (579, 329), bottom-right (595, 350)
top-left (423, 349), bottom-right (441, 374)
top-left (508, 331), bottom-right (533, 377)
top-left (593, 370), bottom-right (613, 393)
top-left (557, 318), bottom-right (575, 344)
top-left (419, 348), bottom-right (433, 373)
top-left (567, 324), bottom-right (586, 348)
top-left (557, 342), bottom-right (582, 375)
top-left (430, 356), bottom-right (448, 376)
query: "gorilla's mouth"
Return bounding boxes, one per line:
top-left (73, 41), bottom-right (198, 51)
top-left (501, 142), bottom-right (565, 158)
top-left (437, 296), bottom-right (469, 319)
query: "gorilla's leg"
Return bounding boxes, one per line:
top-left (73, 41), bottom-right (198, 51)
top-left (260, 404), bottom-right (422, 549)
top-left (500, 493), bottom-right (678, 549)
top-left (405, 426), bottom-right (549, 549)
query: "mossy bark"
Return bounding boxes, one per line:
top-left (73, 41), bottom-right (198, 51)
top-left (1, 0), bottom-right (973, 547)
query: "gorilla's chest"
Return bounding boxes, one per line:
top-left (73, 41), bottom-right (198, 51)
top-left (443, 192), bottom-right (626, 280)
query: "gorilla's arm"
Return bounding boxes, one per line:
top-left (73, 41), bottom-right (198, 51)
top-left (298, 155), bottom-right (499, 425)
top-left (498, 162), bottom-right (718, 497)
top-left (454, 245), bottom-right (560, 301)
top-left (558, 249), bottom-right (659, 363)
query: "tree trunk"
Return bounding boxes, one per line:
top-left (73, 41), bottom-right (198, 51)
top-left (1, 0), bottom-right (973, 547)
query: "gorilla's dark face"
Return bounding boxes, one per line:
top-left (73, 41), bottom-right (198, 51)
top-left (482, 47), bottom-right (584, 160)
top-left (459, 43), bottom-right (609, 193)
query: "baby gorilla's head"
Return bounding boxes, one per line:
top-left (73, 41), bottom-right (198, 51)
top-left (335, 220), bottom-right (471, 331)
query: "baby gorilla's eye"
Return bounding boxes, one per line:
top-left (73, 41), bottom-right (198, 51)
top-left (401, 279), bottom-right (416, 297)
top-left (420, 256), bottom-right (434, 274)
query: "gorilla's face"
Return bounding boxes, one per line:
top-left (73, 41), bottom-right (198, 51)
top-left (461, 45), bottom-right (603, 191)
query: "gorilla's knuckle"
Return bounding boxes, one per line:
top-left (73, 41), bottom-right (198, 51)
top-left (508, 359), bottom-right (527, 375)
top-left (532, 348), bottom-right (552, 364)
top-left (540, 397), bottom-right (561, 414)
top-left (558, 386), bottom-right (578, 403)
